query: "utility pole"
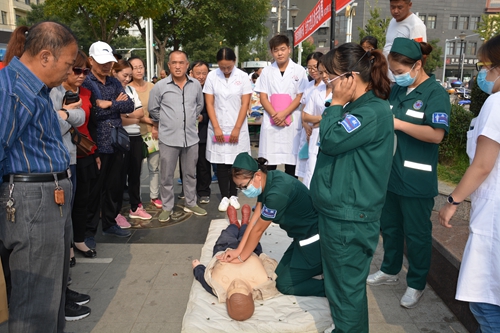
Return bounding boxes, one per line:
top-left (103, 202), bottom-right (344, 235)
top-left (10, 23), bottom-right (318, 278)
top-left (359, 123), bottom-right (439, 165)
top-left (330, 0), bottom-right (336, 49)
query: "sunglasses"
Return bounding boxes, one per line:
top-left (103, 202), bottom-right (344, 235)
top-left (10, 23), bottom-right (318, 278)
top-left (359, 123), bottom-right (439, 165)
top-left (73, 67), bottom-right (90, 76)
top-left (236, 173), bottom-right (255, 191)
top-left (476, 62), bottom-right (493, 71)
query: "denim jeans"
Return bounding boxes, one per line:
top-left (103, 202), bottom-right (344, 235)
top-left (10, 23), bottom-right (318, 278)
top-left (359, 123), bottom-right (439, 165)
top-left (470, 302), bottom-right (500, 333)
top-left (0, 178), bottom-right (72, 333)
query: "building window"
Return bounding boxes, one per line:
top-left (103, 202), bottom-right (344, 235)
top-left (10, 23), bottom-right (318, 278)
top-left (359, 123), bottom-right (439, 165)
top-left (427, 15), bottom-right (436, 29)
top-left (456, 41), bottom-right (466, 56)
top-left (336, 15), bottom-right (347, 36)
top-left (470, 16), bottom-right (480, 30)
top-left (419, 14), bottom-right (426, 24)
top-left (467, 42), bottom-right (477, 55)
top-left (318, 28), bottom-right (327, 35)
top-left (458, 16), bottom-right (469, 30)
top-left (449, 15), bottom-right (458, 30)
top-left (318, 40), bottom-right (326, 48)
top-left (1, 11), bottom-right (7, 25)
top-left (15, 15), bottom-right (21, 25)
top-left (25, 0), bottom-right (30, 4)
top-left (446, 42), bottom-right (455, 55)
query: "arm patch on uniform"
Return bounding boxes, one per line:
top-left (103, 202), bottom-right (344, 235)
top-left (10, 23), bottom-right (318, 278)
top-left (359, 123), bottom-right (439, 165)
top-left (261, 205), bottom-right (277, 219)
top-left (432, 113), bottom-right (449, 126)
top-left (339, 114), bottom-right (361, 133)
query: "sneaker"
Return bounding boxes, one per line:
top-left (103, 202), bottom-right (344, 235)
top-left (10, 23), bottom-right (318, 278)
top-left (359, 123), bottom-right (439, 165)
top-left (66, 288), bottom-right (90, 305)
top-left (178, 191), bottom-right (185, 199)
top-left (184, 205), bottom-right (207, 216)
top-left (129, 207), bottom-right (152, 220)
top-left (151, 198), bottom-right (162, 209)
top-left (102, 225), bottom-right (131, 238)
top-left (366, 270), bottom-right (399, 286)
top-left (115, 214), bottom-right (131, 229)
top-left (227, 205), bottom-right (239, 228)
top-left (65, 301), bottom-right (91, 321)
top-left (218, 197), bottom-right (230, 212)
top-left (211, 174), bottom-right (218, 183)
top-left (199, 196), bottom-right (210, 204)
top-left (229, 196), bottom-right (241, 209)
top-left (84, 236), bottom-right (96, 250)
top-left (241, 204), bottom-right (251, 225)
top-left (158, 210), bottom-right (171, 222)
top-left (400, 287), bottom-right (424, 308)
top-left (177, 178), bottom-right (182, 185)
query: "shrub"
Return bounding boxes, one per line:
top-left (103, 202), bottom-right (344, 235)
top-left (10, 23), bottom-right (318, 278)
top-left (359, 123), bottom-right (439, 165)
top-left (438, 104), bottom-right (474, 165)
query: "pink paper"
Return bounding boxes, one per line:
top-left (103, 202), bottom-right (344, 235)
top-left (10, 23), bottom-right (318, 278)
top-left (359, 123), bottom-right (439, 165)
top-left (212, 135), bottom-right (231, 143)
top-left (270, 94), bottom-right (293, 126)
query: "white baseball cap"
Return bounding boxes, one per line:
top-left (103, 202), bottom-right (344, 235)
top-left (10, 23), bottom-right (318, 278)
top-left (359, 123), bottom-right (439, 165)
top-left (89, 41), bottom-right (117, 64)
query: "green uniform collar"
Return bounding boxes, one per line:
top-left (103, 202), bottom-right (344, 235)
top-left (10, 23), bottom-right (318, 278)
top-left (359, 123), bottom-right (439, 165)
top-left (344, 90), bottom-right (377, 113)
top-left (258, 170), bottom-right (274, 202)
top-left (393, 75), bottom-right (437, 102)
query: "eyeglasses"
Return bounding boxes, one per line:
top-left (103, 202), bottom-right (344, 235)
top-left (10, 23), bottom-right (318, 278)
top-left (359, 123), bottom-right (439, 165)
top-left (73, 67), bottom-right (90, 76)
top-left (307, 66), bottom-right (318, 72)
top-left (476, 62), bottom-right (493, 71)
top-left (236, 174), bottom-right (255, 190)
top-left (327, 71), bottom-right (360, 83)
top-left (132, 66), bottom-right (144, 71)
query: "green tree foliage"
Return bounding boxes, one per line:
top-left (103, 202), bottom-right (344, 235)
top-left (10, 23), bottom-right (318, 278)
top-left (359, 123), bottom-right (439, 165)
top-left (239, 37), bottom-right (272, 63)
top-left (470, 78), bottom-right (489, 117)
top-left (476, 14), bottom-right (500, 41)
top-left (424, 39), bottom-right (443, 74)
top-left (357, 1), bottom-right (390, 48)
top-left (438, 104), bottom-right (474, 164)
top-left (182, 33), bottom-right (226, 64)
top-left (113, 35), bottom-right (147, 61)
top-left (294, 40), bottom-right (317, 65)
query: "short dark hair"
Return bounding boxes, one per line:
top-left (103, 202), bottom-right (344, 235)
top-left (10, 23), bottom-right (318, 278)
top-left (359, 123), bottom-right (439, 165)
top-left (269, 35), bottom-right (290, 50)
top-left (168, 50), bottom-right (189, 62)
top-left (306, 52), bottom-right (324, 63)
top-left (360, 36), bottom-right (378, 50)
top-left (24, 21), bottom-right (77, 60)
top-left (191, 60), bottom-right (209, 72)
top-left (216, 48), bottom-right (236, 62)
top-left (74, 50), bottom-right (90, 69)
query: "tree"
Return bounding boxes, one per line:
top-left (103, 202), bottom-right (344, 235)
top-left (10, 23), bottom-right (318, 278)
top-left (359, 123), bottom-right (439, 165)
top-left (476, 14), bottom-right (500, 41)
top-left (357, 1), bottom-right (390, 48)
top-left (113, 35), bottom-right (147, 61)
top-left (294, 40), bottom-right (316, 65)
top-left (424, 39), bottom-right (443, 75)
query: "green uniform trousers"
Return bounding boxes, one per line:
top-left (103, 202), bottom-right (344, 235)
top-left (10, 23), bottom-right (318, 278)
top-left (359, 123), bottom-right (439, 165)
top-left (318, 215), bottom-right (379, 333)
top-left (275, 243), bottom-right (325, 297)
top-left (380, 191), bottom-right (434, 290)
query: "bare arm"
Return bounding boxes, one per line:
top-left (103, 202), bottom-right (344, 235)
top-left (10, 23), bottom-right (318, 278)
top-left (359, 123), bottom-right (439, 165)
top-left (205, 93), bottom-right (224, 143)
top-left (394, 120), bottom-right (446, 144)
top-left (229, 93), bottom-right (252, 143)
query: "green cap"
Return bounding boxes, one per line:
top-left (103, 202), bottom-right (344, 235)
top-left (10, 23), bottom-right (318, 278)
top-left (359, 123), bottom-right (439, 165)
top-left (390, 37), bottom-right (422, 61)
top-left (232, 153), bottom-right (258, 172)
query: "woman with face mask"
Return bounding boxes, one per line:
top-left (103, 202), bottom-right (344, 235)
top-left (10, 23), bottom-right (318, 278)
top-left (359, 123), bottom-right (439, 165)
top-left (367, 38), bottom-right (451, 310)
top-left (439, 35), bottom-right (500, 333)
top-left (218, 152), bottom-right (324, 298)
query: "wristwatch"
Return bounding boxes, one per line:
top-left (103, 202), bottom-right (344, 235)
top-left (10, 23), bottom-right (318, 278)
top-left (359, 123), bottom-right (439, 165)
top-left (447, 194), bottom-right (461, 205)
top-left (61, 108), bottom-right (69, 120)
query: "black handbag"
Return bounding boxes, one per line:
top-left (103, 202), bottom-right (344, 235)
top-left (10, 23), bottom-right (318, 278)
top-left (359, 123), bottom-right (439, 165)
top-left (110, 125), bottom-right (130, 152)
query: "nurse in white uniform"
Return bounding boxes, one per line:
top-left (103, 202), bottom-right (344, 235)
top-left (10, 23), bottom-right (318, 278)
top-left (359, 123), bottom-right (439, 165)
top-left (439, 35), bottom-right (500, 333)
top-left (254, 34), bottom-right (308, 177)
top-left (302, 59), bottom-right (332, 189)
top-left (204, 47), bottom-right (253, 212)
top-left (296, 52), bottom-right (324, 179)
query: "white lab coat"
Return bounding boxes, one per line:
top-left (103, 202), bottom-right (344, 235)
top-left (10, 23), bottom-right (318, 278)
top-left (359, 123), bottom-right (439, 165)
top-left (302, 86), bottom-right (331, 189)
top-left (296, 80), bottom-right (324, 178)
top-left (204, 67), bottom-right (253, 164)
top-left (254, 59), bottom-right (308, 165)
top-left (456, 92), bottom-right (500, 307)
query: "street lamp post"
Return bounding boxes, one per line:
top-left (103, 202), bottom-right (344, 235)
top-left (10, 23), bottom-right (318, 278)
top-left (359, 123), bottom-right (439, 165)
top-left (271, 0), bottom-right (285, 34)
top-left (289, 5), bottom-right (300, 62)
top-left (458, 32), bottom-right (467, 82)
top-left (442, 33), bottom-right (479, 84)
top-left (346, 3), bottom-right (357, 43)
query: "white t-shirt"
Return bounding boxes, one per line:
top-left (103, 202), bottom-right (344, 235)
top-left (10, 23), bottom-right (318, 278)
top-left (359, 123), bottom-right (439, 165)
top-left (383, 13), bottom-right (427, 56)
top-left (124, 85), bottom-right (142, 135)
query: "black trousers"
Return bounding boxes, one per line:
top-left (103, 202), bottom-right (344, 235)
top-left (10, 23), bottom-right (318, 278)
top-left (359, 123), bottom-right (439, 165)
top-left (119, 135), bottom-right (143, 211)
top-left (216, 163), bottom-right (237, 198)
top-left (73, 155), bottom-right (99, 242)
top-left (196, 143), bottom-right (211, 197)
top-left (86, 151), bottom-right (124, 236)
top-left (267, 164), bottom-right (297, 178)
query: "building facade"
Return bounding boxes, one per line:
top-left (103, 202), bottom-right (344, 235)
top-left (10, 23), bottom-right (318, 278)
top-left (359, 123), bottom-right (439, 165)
top-left (266, 0), bottom-right (494, 82)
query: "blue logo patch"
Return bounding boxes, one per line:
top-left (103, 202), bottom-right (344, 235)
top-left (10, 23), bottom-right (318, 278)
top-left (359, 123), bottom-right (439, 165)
top-left (339, 114), bottom-right (361, 133)
top-left (261, 205), bottom-right (277, 219)
top-left (413, 100), bottom-right (423, 110)
top-left (432, 112), bottom-right (449, 126)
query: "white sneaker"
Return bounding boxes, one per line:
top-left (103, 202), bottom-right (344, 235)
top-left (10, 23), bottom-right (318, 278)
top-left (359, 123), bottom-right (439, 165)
top-left (218, 197), bottom-right (230, 212)
top-left (229, 196), bottom-right (241, 209)
top-left (366, 270), bottom-right (399, 286)
top-left (400, 287), bottom-right (424, 308)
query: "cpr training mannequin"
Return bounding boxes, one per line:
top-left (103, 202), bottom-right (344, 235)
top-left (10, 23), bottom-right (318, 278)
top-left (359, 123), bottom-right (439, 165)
top-left (192, 204), bottom-right (280, 321)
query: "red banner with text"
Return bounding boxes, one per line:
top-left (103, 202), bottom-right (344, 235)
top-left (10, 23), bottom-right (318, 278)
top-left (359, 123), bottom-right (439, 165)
top-left (294, 0), bottom-right (353, 47)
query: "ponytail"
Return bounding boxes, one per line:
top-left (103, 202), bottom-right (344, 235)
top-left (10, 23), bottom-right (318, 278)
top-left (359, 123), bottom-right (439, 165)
top-left (369, 49), bottom-right (391, 100)
top-left (4, 26), bottom-right (29, 65)
top-left (256, 157), bottom-right (268, 174)
top-left (419, 42), bottom-right (433, 67)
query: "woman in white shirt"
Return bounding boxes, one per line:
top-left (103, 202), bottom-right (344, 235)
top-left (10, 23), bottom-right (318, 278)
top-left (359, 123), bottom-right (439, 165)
top-left (439, 35), bottom-right (500, 333)
top-left (204, 48), bottom-right (253, 212)
top-left (112, 60), bottom-right (152, 221)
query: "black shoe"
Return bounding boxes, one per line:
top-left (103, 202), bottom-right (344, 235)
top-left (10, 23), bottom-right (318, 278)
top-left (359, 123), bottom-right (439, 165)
top-left (74, 245), bottom-right (96, 258)
top-left (65, 301), bottom-right (91, 321)
top-left (70, 257), bottom-right (76, 267)
top-left (102, 225), bottom-right (131, 238)
top-left (66, 288), bottom-right (90, 305)
top-left (67, 276), bottom-right (72, 286)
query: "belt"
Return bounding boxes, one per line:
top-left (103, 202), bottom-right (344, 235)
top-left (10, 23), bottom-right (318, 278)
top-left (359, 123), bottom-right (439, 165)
top-left (3, 171), bottom-right (69, 183)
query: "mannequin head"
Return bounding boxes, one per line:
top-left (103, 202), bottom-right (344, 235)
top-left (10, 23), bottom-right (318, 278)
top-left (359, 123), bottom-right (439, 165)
top-left (226, 278), bottom-right (254, 321)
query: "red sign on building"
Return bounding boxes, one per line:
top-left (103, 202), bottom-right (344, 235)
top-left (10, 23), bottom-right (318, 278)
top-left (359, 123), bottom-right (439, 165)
top-left (294, 0), bottom-right (353, 47)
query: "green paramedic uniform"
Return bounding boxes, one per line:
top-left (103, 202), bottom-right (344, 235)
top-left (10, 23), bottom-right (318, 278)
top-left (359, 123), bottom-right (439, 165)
top-left (257, 170), bottom-right (324, 297)
top-left (380, 74), bottom-right (450, 290)
top-left (310, 90), bottom-right (394, 333)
